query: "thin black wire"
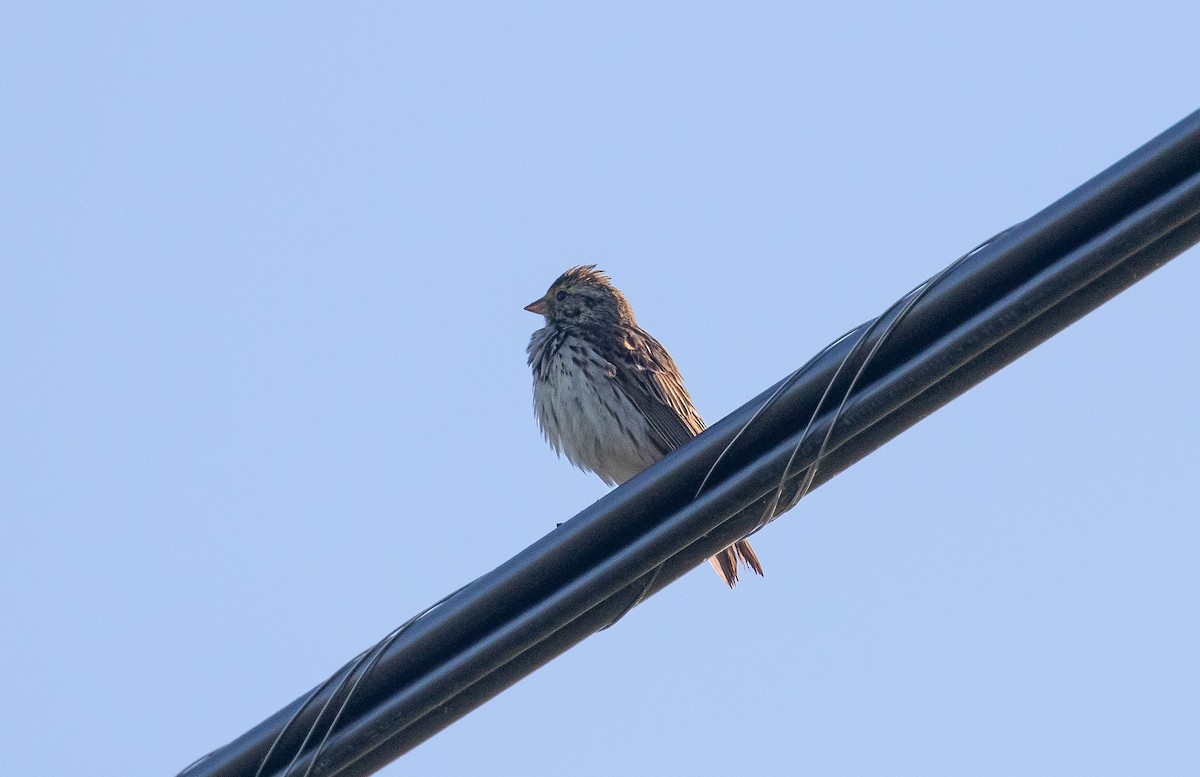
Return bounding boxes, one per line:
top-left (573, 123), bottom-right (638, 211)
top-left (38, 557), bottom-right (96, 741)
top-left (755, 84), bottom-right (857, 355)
top-left (176, 581), bottom-right (478, 777)
top-left (754, 224), bottom-right (1023, 531)
top-left (283, 579), bottom-right (478, 777)
top-left (598, 562), bottom-right (665, 630)
top-left (689, 223), bottom-right (1021, 552)
top-left (595, 323), bottom-right (854, 629)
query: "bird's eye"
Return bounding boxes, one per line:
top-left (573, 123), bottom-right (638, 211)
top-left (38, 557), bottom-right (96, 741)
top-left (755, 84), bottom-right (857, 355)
top-left (555, 290), bottom-right (566, 301)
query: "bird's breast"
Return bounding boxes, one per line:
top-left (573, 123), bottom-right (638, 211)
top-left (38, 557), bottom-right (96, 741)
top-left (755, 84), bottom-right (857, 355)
top-left (530, 335), bottom-right (660, 486)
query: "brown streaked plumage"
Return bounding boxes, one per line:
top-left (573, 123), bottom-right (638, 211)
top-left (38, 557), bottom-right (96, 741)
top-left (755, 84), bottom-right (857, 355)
top-left (525, 266), bottom-right (763, 587)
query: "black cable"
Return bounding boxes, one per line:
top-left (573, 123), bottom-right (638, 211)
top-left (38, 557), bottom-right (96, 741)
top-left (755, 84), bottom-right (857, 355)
top-left (179, 107), bottom-right (1200, 777)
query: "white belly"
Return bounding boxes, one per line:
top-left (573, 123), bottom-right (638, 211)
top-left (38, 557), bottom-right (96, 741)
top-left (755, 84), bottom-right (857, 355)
top-left (532, 339), bottom-right (661, 486)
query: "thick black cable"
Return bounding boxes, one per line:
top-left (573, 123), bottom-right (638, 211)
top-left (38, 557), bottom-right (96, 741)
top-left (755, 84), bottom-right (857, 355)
top-left (180, 108), bottom-right (1200, 777)
top-left (291, 176), bottom-right (1200, 777)
top-left (326, 208), bottom-right (1200, 777)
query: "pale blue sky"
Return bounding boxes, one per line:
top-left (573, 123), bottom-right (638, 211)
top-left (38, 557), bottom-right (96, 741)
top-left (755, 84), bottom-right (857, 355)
top-left (3, 4), bottom-right (1198, 776)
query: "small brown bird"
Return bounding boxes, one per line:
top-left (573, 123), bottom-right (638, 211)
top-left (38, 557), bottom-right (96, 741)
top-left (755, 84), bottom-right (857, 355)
top-left (525, 266), bottom-right (763, 586)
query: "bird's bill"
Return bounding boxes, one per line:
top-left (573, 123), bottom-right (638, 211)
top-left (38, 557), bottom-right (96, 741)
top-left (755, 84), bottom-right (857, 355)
top-left (524, 298), bottom-right (549, 315)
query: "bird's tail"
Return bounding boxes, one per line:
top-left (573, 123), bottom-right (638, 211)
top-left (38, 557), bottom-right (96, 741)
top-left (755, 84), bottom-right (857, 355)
top-left (708, 539), bottom-right (764, 588)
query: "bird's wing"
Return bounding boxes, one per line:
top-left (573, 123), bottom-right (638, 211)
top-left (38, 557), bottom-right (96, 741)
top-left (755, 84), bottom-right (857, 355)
top-left (611, 328), bottom-right (706, 454)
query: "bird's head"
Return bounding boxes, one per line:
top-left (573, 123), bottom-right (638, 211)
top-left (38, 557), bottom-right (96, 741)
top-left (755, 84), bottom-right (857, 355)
top-left (524, 265), bottom-right (635, 329)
